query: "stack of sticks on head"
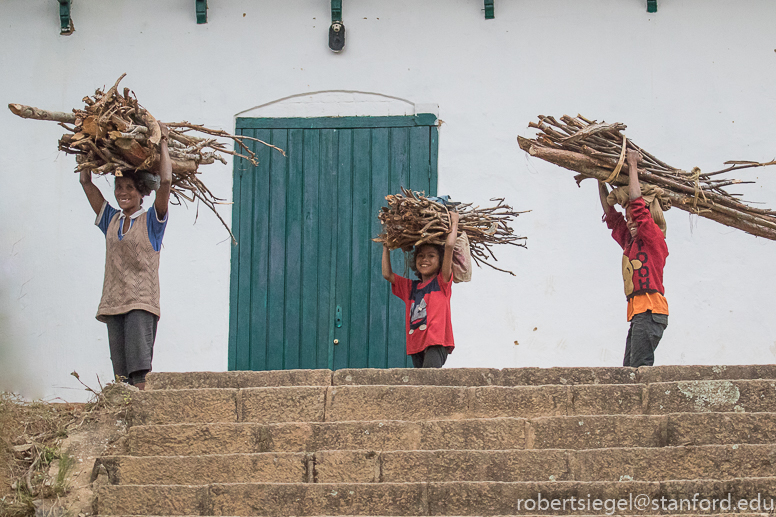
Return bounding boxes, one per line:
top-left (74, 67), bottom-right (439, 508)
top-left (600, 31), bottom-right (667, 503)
top-left (517, 114), bottom-right (776, 240)
top-left (8, 73), bottom-right (284, 243)
top-left (373, 187), bottom-right (528, 276)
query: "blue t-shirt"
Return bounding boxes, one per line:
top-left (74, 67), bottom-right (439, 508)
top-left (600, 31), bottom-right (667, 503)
top-left (96, 202), bottom-right (168, 252)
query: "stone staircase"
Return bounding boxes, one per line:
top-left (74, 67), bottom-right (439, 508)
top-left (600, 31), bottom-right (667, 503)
top-left (92, 365), bottom-right (776, 516)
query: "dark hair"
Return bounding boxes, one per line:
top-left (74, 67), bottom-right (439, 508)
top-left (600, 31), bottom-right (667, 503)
top-left (115, 170), bottom-right (152, 197)
top-left (409, 243), bottom-right (445, 280)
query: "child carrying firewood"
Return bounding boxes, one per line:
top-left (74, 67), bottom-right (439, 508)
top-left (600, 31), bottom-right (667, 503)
top-left (79, 123), bottom-right (172, 390)
top-left (381, 212), bottom-right (459, 368)
top-left (598, 149), bottom-right (668, 367)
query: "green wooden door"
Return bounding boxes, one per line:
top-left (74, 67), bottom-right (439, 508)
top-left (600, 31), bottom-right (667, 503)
top-left (228, 115), bottom-right (438, 371)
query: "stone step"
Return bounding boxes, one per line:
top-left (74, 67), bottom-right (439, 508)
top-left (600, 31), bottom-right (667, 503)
top-left (126, 418), bottom-right (529, 456)
top-left (125, 412), bottom-right (776, 456)
top-left (146, 370), bottom-right (333, 390)
top-left (97, 444), bottom-right (776, 485)
top-left (146, 365), bottom-right (776, 390)
top-left (94, 478), bottom-right (776, 515)
top-left (128, 380), bottom-right (776, 425)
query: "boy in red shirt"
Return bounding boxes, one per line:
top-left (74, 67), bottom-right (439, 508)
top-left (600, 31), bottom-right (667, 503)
top-left (599, 150), bottom-right (669, 367)
top-left (382, 212), bottom-right (459, 368)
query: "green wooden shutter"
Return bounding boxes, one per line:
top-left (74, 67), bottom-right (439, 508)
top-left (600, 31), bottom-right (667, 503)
top-left (229, 116), bottom-right (438, 371)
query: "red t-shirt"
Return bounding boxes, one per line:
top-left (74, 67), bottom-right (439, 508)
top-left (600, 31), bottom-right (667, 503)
top-left (391, 272), bottom-right (455, 355)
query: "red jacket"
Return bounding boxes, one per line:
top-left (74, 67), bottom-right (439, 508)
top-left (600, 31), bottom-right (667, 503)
top-left (605, 197), bottom-right (668, 300)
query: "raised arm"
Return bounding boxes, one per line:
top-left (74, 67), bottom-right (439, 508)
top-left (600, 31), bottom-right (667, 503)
top-left (598, 180), bottom-right (611, 213)
top-left (381, 244), bottom-right (396, 284)
top-left (80, 169), bottom-right (106, 215)
top-left (154, 122), bottom-right (172, 219)
top-left (440, 211), bottom-right (459, 283)
top-left (627, 149), bottom-right (642, 201)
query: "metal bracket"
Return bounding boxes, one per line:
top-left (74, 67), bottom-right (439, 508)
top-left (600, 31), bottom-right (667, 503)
top-left (58, 0), bottom-right (73, 35)
top-left (647, 0), bottom-right (657, 13)
top-left (196, 0), bottom-right (207, 24)
top-left (331, 0), bottom-right (342, 24)
top-left (484, 0), bottom-right (494, 19)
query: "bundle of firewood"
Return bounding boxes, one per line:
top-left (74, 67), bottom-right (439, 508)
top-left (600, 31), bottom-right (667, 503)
top-left (373, 187), bottom-right (527, 275)
top-left (9, 74), bottom-right (283, 243)
top-left (517, 114), bottom-right (776, 240)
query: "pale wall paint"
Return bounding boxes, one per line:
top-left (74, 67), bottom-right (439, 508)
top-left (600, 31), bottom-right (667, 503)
top-left (1, 0), bottom-right (774, 401)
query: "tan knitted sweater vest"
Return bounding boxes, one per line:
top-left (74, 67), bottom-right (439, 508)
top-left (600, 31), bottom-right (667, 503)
top-left (96, 211), bottom-right (161, 322)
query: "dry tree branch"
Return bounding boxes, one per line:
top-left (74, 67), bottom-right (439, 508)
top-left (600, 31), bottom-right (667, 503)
top-left (373, 187), bottom-right (528, 275)
top-left (518, 114), bottom-right (776, 240)
top-left (9, 74), bottom-right (285, 242)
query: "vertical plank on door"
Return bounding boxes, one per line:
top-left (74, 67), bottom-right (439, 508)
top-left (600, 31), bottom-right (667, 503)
top-left (266, 129), bottom-right (289, 370)
top-left (234, 135), bottom-right (257, 370)
top-left (284, 129), bottom-right (304, 369)
top-left (348, 128), bottom-right (372, 368)
top-left (368, 128), bottom-right (391, 367)
top-left (333, 129), bottom-right (353, 370)
top-left (300, 129), bottom-right (321, 369)
top-left (387, 126), bottom-right (411, 368)
top-left (248, 129), bottom-right (273, 370)
top-left (317, 129), bottom-right (338, 369)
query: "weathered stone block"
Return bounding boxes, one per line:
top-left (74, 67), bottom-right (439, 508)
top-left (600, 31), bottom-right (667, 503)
top-left (128, 389), bottom-right (238, 426)
top-left (326, 385), bottom-right (469, 421)
top-left (667, 412), bottom-right (776, 446)
top-left (147, 369), bottom-right (333, 390)
top-left (208, 482), bottom-right (427, 516)
top-left (240, 386), bottom-right (326, 423)
top-left (648, 380), bottom-right (776, 414)
top-left (529, 415), bottom-right (664, 450)
top-left (234, 369), bottom-right (332, 388)
top-left (314, 450), bottom-right (379, 483)
top-left (380, 449), bottom-right (570, 482)
top-left (499, 367), bottom-right (638, 386)
top-left (575, 444), bottom-right (776, 482)
top-left (639, 364), bottom-right (776, 384)
top-left (570, 384), bottom-right (644, 415)
top-left (428, 480), bottom-right (666, 515)
top-left (309, 420), bottom-right (423, 451)
top-left (95, 484), bottom-right (205, 515)
top-left (419, 417), bottom-right (526, 450)
top-left (127, 422), bottom-right (314, 456)
top-left (470, 386), bottom-right (569, 418)
top-left (333, 367), bottom-right (500, 386)
top-left (146, 371), bottom-right (243, 390)
top-left (96, 452), bottom-right (307, 485)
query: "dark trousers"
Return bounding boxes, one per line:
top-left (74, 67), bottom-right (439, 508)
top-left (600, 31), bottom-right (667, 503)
top-left (411, 345), bottom-right (449, 368)
top-left (105, 309), bottom-right (158, 384)
top-left (623, 311), bottom-right (668, 367)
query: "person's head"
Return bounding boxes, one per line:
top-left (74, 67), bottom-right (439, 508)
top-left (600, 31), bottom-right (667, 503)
top-left (410, 243), bottom-right (445, 281)
top-left (114, 171), bottom-right (152, 214)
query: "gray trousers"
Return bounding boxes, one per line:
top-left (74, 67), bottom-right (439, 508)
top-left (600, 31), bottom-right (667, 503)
top-left (623, 311), bottom-right (668, 367)
top-left (411, 345), bottom-right (449, 368)
top-left (105, 309), bottom-right (158, 384)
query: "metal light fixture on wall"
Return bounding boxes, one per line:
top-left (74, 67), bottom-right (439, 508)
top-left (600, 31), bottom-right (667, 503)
top-left (329, 0), bottom-right (345, 52)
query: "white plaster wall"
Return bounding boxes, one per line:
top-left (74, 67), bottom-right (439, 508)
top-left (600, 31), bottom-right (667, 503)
top-left (1, 0), bottom-right (774, 401)
top-left (237, 91), bottom-right (426, 118)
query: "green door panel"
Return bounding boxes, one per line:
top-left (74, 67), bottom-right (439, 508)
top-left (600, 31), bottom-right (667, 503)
top-left (229, 116), bottom-right (438, 371)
